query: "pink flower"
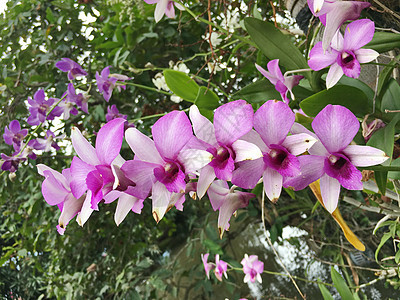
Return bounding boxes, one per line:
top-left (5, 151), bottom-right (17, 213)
top-left (201, 253), bottom-right (215, 279)
top-left (214, 254), bottom-right (228, 281)
top-left (241, 254), bottom-right (264, 283)
top-left (143, 0), bottom-right (185, 23)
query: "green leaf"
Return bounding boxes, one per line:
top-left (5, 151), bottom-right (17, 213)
top-left (318, 280), bottom-right (334, 300)
top-left (244, 18), bottom-right (310, 80)
top-left (337, 76), bottom-right (374, 103)
top-left (96, 41), bottom-right (122, 49)
top-left (203, 239), bottom-right (222, 254)
top-left (194, 86), bottom-right (220, 120)
top-left (375, 232), bottom-right (392, 261)
top-left (300, 85), bottom-right (370, 117)
top-left (395, 249), bottom-right (400, 264)
top-left (164, 70), bottom-right (199, 103)
top-left (381, 79), bottom-right (400, 112)
top-left (231, 79), bottom-right (281, 103)
top-left (374, 170), bottom-right (388, 196)
top-left (377, 56), bottom-right (400, 99)
top-left (388, 158), bottom-right (400, 180)
top-left (330, 267), bottom-right (355, 300)
top-left (365, 32), bottom-right (400, 53)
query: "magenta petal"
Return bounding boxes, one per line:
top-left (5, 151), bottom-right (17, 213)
top-left (240, 130), bottom-right (268, 153)
top-left (76, 192), bottom-right (94, 226)
top-left (114, 194), bottom-right (141, 226)
top-left (326, 63), bottom-right (344, 89)
top-left (320, 174), bottom-right (341, 214)
top-left (312, 105), bottom-right (359, 153)
top-left (214, 100), bottom-right (254, 146)
top-left (232, 158), bottom-right (265, 189)
top-left (197, 165), bottom-right (216, 199)
top-left (41, 171), bottom-right (69, 206)
top-left (70, 156), bottom-right (96, 199)
top-left (86, 170), bottom-right (104, 210)
top-left (164, 1), bottom-right (176, 18)
top-left (324, 154), bottom-right (363, 190)
top-left (153, 163), bottom-right (186, 193)
top-left (55, 60), bottom-right (71, 72)
top-left (71, 127), bottom-right (100, 166)
top-left (263, 168), bottom-right (283, 202)
top-left (210, 153), bottom-right (235, 181)
top-left (308, 42), bottom-right (338, 71)
top-left (125, 128), bottom-right (163, 164)
top-left (96, 118), bottom-right (125, 165)
top-left (343, 19), bottom-right (375, 50)
top-left (283, 155), bottom-right (325, 190)
top-left (152, 111), bottom-right (193, 160)
top-left (58, 194), bottom-right (84, 231)
top-left (254, 100), bottom-right (295, 146)
top-left (255, 63), bottom-right (278, 85)
top-left (121, 160), bottom-right (158, 199)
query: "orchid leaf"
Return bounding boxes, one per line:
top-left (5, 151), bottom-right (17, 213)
top-left (374, 171), bottom-right (388, 196)
top-left (378, 56), bottom-right (400, 99)
top-left (375, 232), bottom-right (392, 261)
top-left (164, 70), bottom-right (200, 103)
top-left (318, 280), bottom-right (334, 300)
top-left (381, 79), bottom-right (400, 112)
top-left (300, 86), bottom-right (370, 117)
top-left (330, 267), bottom-right (355, 300)
top-left (231, 79), bottom-right (281, 103)
top-left (365, 32), bottom-right (400, 53)
top-left (244, 18), bottom-right (310, 81)
top-left (194, 86), bottom-right (220, 120)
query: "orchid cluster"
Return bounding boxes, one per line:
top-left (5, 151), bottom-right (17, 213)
top-left (1, 59), bottom-right (130, 173)
top-left (34, 97), bottom-right (387, 235)
top-left (201, 253), bottom-right (264, 284)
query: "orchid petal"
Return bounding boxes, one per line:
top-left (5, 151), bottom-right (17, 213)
top-left (281, 133), bottom-right (317, 156)
top-left (231, 140), bottom-right (263, 162)
top-left (154, 0), bottom-right (169, 22)
top-left (283, 155), bottom-right (325, 190)
top-left (178, 149), bottom-right (213, 173)
top-left (95, 118), bottom-right (125, 165)
top-left (254, 100), bottom-right (295, 146)
top-left (189, 105), bottom-right (217, 146)
top-left (70, 156), bottom-right (96, 199)
top-left (263, 168), bottom-right (283, 203)
top-left (71, 127), bottom-right (100, 165)
top-left (121, 160), bottom-right (158, 199)
top-left (312, 105), bottom-right (359, 153)
top-left (38, 164), bottom-right (69, 190)
top-left (326, 63), bottom-right (344, 89)
top-left (58, 194), bottom-right (84, 231)
top-left (240, 130), bottom-right (268, 152)
top-left (343, 145), bottom-right (389, 167)
top-left (76, 191), bottom-right (94, 226)
top-left (320, 174), bottom-right (341, 214)
top-left (207, 180), bottom-right (229, 211)
top-left (308, 42), bottom-right (338, 71)
top-left (41, 171), bottom-right (69, 205)
top-left (125, 128), bottom-right (163, 164)
top-left (152, 181), bottom-right (171, 223)
top-left (164, 1), bottom-right (176, 18)
top-left (152, 110), bottom-right (193, 160)
top-left (343, 19), bottom-right (375, 50)
top-left (324, 154), bottom-right (363, 190)
top-left (255, 63), bottom-right (278, 85)
top-left (114, 194), bottom-right (142, 226)
top-left (290, 123), bottom-right (329, 156)
top-left (196, 165), bottom-right (216, 199)
top-left (231, 158), bottom-right (264, 189)
top-left (354, 49), bottom-right (379, 64)
top-left (214, 100), bottom-right (254, 146)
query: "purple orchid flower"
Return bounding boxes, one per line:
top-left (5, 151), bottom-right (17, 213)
top-left (214, 254), bottom-right (228, 281)
top-left (55, 58), bottom-right (88, 80)
top-left (241, 254), bottom-right (264, 283)
top-left (231, 100), bottom-right (316, 202)
top-left (122, 111), bottom-right (211, 222)
top-left (201, 253), bottom-right (215, 279)
top-left (37, 164), bottom-right (87, 234)
top-left (18, 140), bottom-right (39, 160)
top-left (96, 66), bottom-right (130, 102)
top-left (106, 105), bottom-right (128, 122)
top-left (308, 0), bottom-right (370, 51)
top-left (3, 120), bottom-right (28, 149)
top-left (207, 180), bottom-right (254, 238)
top-left (27, 90), bottom-right (63, 126)
top-left (33, 130), bottom-right (65, 152)
top-left (308, 19), bottom-right (379, 89)
top-left (362, 118), bottom-right (385, 142)
top-left (66, 83), bottom-right (88, 113)
top-left (255, 60), bottom-right (303, 103)
top-left (189, 101), bottom-right (259, 199)
top-left (143, 0), bottom-right (185, 23)
top-left (69, 118), bottom-right (127, 225)
top-left (284, 105), bottom-right (389, 213)
top-left (1, 152), bottom-right (26, 172)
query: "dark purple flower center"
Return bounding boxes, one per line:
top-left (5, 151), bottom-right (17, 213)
top-left (154, 161), bottom-right (183, 185)
top-left (215, 146), bottom-right (230, 162)
top-left (39, 104), bottom-right (49, 115)
top-left (327, 154), bottom-right (347, 171)
top-left (71, 67), bottom-right (84, 77)
top-left (339, 51), bottom-right (356, 68)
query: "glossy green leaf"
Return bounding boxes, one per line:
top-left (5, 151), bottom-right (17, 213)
top-left (244, 18), bottom-right (310, 80)
top-left (330, 267), bottom-right (355, 300)
top-left (318, 280), bottom-right (334, 300)
top-left (337, 76), bottom-right (374, 102)
top-left (164, 70), bottom-right (200, 103)
top-left (381, 78), bottom-right (400, 112)
top-left (388, 158), bottom-right (400, 180)
top-left (377, 55), bottom-right (400, 99)
top-left (194, 86), bottom-right (220, 120)
top-left (300, 85), bottom-right (370, 117)
top-left (374, 170), bottom-right (388, 196)
top-left (232, 79), bottom-right (281, 103)
top-left (375, 232), bottom-right (392, 261)
top-left (365, 32), bottom-right (400, 53)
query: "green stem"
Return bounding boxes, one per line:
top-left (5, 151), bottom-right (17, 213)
top-left (124, 82), bottom-right (172, 96)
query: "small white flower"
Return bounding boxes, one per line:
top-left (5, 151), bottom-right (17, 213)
top-left (152, 73), bottom-right (169, 91)
top-left (170, 94), bottom-right (183, 103)
top-left (202, 32), bottom-right (223, 48)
